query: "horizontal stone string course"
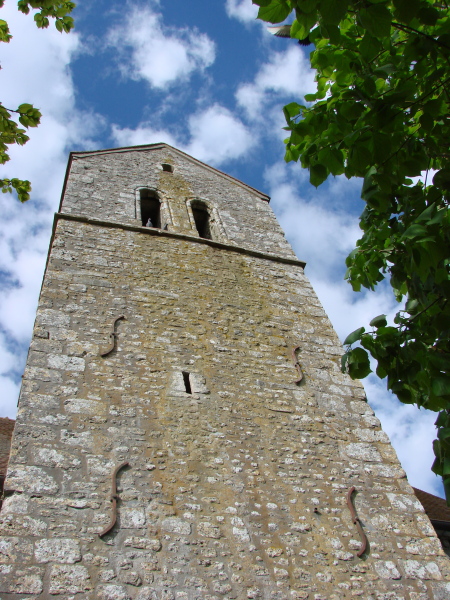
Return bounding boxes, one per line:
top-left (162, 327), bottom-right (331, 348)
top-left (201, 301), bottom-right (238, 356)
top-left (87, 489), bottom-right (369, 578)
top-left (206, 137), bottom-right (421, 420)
top-left (1, 143), bottom-right (448, 599)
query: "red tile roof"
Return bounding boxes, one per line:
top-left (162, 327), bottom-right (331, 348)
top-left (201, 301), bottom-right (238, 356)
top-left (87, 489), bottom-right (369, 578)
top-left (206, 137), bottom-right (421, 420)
top-left (413, 487), bottom-right (450, 523)
top-left (0, 418), bottom-right (15, 478)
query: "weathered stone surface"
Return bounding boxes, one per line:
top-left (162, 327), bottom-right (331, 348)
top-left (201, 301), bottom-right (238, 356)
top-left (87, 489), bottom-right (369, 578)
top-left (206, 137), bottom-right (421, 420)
top-left (34, 538), bottom-right (81, 563)
top-left (2, 144), bottom-right (448, 599)
top-left (0, 564), bottom-right (43, 594)
top-left (374, 560), bottom-right (402, 579)
top-left (96, 584), bottom-right (131, 600)
top-left (49, 564), bottom-right (92, 594)
top-left (162, 517), bottom-right (191, 535)
top-left (0, 536), bottom-right (33, 563)
top-left (402, 559), bottom-right (442, 579)
top-left (5, 465), bottom-right (58, 494)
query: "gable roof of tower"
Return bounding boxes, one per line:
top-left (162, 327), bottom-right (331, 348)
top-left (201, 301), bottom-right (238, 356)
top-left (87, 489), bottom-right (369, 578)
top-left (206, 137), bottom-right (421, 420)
top-left (413, 487), bottom-right (450, 525)
top-left (62, 143), bottom-right (271, 205)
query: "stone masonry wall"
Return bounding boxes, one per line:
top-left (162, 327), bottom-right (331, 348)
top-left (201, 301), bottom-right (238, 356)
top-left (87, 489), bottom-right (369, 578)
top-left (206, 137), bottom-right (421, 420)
top-left (62, 146), bottom-right (295, 260)
top-left (1, 146), bottom-right (449, 600)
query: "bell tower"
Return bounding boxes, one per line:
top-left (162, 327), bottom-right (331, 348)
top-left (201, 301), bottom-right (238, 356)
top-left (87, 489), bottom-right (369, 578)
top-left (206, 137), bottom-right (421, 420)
top-left (1, 143), bottom-right (448, 599)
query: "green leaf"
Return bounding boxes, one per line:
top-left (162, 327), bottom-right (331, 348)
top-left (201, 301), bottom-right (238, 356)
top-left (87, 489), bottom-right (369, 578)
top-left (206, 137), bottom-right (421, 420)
top-left (358, 5), bottom-right (392, 38)
top-left (17, 103), bottom-right (33, 112)
top-left (369, 314), bottom-right (387, 328)
top-left (405, 298), bottom-right (420, 314)
top-left (433, 169), bottom-right (450, 191)
top-left (393, 0), bottom-right (420, 23)
top-left (343, 326), bottom-right (365, 345)
top-left (318, 0), bottom-right (348, 26)
top-left (318, 147), bottom-right (344, 175)
top-left (347, 347), bottom-right (372, 379)
top-left (417, 4), bottom-right (440, 26)
top-left (402, 224), bottom-right (427, 239)
top-left (258, 0), bottom-right (291, 23)
top-left (283, 102), bottom-right (302, 119)
top-left (310, 163), bottom-right (328, 187)
top-left (432, 377), bottom-right (450, 398)
top-left (359, 32), bottom-right (381, 61)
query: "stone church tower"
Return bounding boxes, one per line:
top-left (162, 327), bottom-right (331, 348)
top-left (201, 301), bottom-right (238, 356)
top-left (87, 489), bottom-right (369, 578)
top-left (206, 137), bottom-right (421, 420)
top-left (1, 144), bottom-right (448, 599)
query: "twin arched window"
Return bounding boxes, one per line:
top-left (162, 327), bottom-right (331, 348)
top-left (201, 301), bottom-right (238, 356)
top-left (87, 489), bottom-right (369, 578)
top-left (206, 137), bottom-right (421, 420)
top-left (138, 190), bottom-right (220, 241)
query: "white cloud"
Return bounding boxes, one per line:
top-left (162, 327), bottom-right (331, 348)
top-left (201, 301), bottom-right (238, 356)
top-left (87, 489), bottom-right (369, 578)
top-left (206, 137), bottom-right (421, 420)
top-left (112, 104), bottom-right (254, 167)
top-left (265, 161), bottom-right (361, 279)
top-left (225, 0), bottom-right (259, 23)
top-left (112, 124), bottom-right (178, 148)
top-left (186, 104), bottom-right (253, 165)
top-left (107, 4), bottom-right (215, 89)
top-left (236, 46), bottom-right (316, 119)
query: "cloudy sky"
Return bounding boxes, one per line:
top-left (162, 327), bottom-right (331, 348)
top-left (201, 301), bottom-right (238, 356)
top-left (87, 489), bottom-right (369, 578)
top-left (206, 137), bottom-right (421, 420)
top-left (0, 0), bottom-right (442, 497)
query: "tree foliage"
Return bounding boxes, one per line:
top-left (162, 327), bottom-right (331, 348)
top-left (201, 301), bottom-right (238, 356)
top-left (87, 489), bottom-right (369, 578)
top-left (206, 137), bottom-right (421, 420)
top-left (254, 0), bottom-right (450, 499)
top-left (0, 0), bottom-right (75, 202)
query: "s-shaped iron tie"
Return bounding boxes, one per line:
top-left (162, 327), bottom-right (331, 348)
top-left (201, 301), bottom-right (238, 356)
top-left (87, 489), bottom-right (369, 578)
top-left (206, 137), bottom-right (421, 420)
top-left (99, 461), bottom-right (129, 538)
top-left (100, 315), bottom-right (125, 357)
top-left (292, 345), bottom-right (303, 384)
top-left (346, 486), bottom-right (368, 557)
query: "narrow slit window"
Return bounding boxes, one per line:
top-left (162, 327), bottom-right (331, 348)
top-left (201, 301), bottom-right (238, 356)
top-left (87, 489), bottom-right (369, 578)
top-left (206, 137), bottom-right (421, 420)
top-left (182, 371), bottom-right (192, 394)
top-left (192, 203), bottom-right (212, 240)
top-left (140, 190), bottom-right (161, 228)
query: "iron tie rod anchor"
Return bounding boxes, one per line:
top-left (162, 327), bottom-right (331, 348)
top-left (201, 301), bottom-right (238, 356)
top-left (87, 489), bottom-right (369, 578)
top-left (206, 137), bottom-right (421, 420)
top-left (99, 461), bottom-right (129, 538)
top-left (346, 485), bottom-right (368, 557)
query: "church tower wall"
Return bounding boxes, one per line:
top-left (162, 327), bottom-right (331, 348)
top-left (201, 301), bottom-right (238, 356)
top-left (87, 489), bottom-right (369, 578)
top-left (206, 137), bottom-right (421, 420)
top-left (1, 144), bottom-right (448, 599)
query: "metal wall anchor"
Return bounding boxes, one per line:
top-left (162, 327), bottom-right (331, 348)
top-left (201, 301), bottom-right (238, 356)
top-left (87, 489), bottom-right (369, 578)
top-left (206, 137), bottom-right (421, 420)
top-left (346, 486), bottom-right (368, 557)
top-left (100, 315), bottom-right (125, 357)
top-left (292, 346), bottom-right (303, 384)
top-left (99, 461), bottom-right (129, 538)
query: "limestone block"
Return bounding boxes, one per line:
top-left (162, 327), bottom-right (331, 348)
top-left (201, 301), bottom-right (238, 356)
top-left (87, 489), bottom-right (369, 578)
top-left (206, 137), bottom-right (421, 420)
top-left (0, 514), bottom-right (47, 537)
top-left (33, 447), bottom-right (82, 469)
top-left (0, 537), bottom-right (33, 563)
top-left (36, 309), bottom-right (70, 327)
top-left (387, 494), bottom-right (424, 513)
top-left (5, 466), bottom-right (58, 495)
top-left (48, 354), bottom-right (85, 371)
top-left (354, 428), bottom-right (390, 443)
top-left (341, 442), bottom-right (382, 462)
top-left (64, 397), bottom-right (106, 415)
top-left (49, 564), bottom-right (92, 594)
top-left (120, 508), bottom-right (146, 529)
top-left (34, 538), bottom-right (81, 563)
top-left (0, 565), bottom-right (43, 594)
top-left (162, 517), bottom-right (191, 535)
top-left (96, 584), bottom-right (132, 600)
top-left (374, 560), bottom-right (402, 579)
top-left (402, 560), bottom-right (442, 579)
top-left (405, 537), bottom-right (444, 556)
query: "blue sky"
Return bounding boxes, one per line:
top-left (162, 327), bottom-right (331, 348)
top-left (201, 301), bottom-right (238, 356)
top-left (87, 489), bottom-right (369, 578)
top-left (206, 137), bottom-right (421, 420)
top-left (0, 0), bottom-right (443, 497)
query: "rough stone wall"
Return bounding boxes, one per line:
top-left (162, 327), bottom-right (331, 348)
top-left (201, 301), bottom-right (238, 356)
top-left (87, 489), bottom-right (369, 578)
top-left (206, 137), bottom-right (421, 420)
top-left (1, 147), bottom-right (449, 600)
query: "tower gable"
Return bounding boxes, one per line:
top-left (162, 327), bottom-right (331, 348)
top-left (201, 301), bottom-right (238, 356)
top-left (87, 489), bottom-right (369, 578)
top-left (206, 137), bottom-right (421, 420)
top-left (60, 143), bottom-right (295, 260)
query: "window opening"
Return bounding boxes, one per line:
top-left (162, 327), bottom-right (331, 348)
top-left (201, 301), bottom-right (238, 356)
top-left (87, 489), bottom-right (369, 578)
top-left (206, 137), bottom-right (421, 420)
top-left (140, 190), bottom-right (161, 228)
top-left (182, 372), bottom-right (192, 394)
top-left (192, 203), bottom-right (212, 239)
top-left (161, 163), bottom-right (173, 173)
